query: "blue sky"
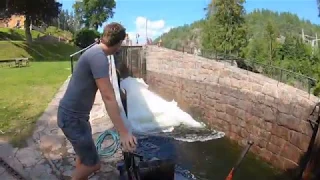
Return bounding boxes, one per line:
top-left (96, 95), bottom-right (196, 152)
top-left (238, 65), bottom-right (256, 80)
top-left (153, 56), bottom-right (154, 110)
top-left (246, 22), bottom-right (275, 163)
top-left (58, 0), bottom-right (320, 43)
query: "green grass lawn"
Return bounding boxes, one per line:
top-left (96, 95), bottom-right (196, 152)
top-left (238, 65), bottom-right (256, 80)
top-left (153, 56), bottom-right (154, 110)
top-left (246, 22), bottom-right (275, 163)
top-left (0, 61), bottom-right (70, 146)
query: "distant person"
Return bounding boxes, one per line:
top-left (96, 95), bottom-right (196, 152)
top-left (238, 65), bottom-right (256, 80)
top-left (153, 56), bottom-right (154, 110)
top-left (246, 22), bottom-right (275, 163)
top-left (57, 22), bottom-right (137, 180)
top-left (158, 38), bottom-right (162, 47)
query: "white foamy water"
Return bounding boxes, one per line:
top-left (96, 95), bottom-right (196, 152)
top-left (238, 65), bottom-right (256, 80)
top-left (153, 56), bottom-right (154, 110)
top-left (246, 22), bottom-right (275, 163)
top-left (119, 77), bottom-right (225, 142)
top-left (173, 131), bottom-right (225, 142)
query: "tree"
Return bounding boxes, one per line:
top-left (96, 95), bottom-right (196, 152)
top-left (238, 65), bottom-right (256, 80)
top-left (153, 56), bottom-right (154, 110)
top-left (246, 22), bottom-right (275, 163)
top-left (264, 21), bottom-right (278, 64)
top-left (73, 0), bottom-right (116, 30)
top-left (1, 0), bottom-right (61, 43)
top-left (201, 0), bottom-right (247, 55)
top-left (74, 29), bottom-right (100, 48)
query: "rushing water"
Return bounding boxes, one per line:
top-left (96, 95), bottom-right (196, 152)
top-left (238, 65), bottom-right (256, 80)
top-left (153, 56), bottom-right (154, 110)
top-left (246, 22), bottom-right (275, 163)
top-left (135, 129), bottom-right (290, 180)
top-left (119, 77), bottom-right (290, 179)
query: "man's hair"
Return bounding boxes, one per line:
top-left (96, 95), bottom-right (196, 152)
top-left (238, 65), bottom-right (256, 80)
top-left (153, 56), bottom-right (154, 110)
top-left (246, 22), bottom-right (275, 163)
top-left (101, 22), bottom-right (126, 47)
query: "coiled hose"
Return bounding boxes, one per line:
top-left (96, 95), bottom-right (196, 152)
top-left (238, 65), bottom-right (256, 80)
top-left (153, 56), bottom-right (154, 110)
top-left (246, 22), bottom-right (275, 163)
top-left (95, 130), bottom-right (121, 157)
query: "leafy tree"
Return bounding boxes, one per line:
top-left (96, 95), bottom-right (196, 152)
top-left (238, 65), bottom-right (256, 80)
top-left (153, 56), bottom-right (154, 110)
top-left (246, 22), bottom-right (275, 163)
top-left (74, 29), bottom-right (100, 48)
top-left (201, 0), bottom-right (247, 55)
top-left (264, 21), bottom-right (278, 64)
top-left (49, 9), bottom-right (80, 34)
top-left (157, 8), bottom-right (320, 96)
top-left (1, 0), bottom-right (61, 43)
top-left (73, 0), bottom-right (116, 30)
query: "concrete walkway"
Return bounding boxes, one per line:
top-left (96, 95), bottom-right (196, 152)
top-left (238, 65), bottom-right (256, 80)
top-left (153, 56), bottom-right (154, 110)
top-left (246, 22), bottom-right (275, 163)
top-left (0, 78), bottom-right (122, 180)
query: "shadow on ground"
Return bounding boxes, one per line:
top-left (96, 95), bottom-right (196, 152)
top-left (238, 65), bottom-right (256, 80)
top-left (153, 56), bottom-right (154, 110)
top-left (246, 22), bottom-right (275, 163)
top-left (0, 29), bottom-right (25, 41)
top-left (0, 104), bottom-right (43, 148)
top-left (9, 41), bottom-right (79, 61)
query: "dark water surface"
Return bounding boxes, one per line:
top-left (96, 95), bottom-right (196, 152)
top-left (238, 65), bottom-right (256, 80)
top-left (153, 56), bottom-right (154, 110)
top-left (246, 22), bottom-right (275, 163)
top-left (135, 133), bottom-right (290, 180)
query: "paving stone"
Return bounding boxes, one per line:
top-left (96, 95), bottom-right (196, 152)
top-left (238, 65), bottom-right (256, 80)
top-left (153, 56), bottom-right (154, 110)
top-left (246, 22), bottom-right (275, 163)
top-left (63, 168), bottom-right (73, 177)
top-left (15, 147), bottom-right (42, 167)
top-left (48, 153), bottom-right (62, 161)
top-left (28, 163), bottom-right (58, 180)
top-left (0, 166), bottom-right (5, 174)
top-left (39, 135), bottom-right (65, 152)
top-left (67, 147), bottom-right (75, 154)
top-left (0, 171), bottom-right (16, 180)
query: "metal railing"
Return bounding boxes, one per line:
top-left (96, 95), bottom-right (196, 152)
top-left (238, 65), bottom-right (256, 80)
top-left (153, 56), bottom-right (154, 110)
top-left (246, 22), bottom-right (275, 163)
top-left (168, 45), bottom-right (318, 95)
top-left (69, 42), bottom-right (97, 74)
top-left (69, 44), bottom-right (146, 79)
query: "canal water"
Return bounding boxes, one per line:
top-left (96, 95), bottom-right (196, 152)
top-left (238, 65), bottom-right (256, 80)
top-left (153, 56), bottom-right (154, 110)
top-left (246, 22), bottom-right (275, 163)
top-left (119, 77), bottom-right (291, 180)
top-left (135, 129), bottom-right (290, 180)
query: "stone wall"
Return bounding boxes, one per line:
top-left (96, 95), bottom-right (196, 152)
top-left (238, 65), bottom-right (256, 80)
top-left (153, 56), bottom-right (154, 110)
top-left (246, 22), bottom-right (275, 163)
top-left (144, 45), bottom-right (320, 170)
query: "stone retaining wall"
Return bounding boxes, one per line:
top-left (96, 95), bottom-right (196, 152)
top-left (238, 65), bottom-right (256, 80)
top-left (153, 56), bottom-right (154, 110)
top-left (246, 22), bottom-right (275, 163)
top-left (144, 46), bottom-right (319, 170)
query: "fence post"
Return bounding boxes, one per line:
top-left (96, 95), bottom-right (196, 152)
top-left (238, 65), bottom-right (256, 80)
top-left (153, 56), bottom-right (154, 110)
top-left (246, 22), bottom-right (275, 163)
top-left (279, 69), bottom-right (283, 83)
top-left (70, 56), bottom-right (74, 74)
top-left (308, 78), bottom-right (311, 96)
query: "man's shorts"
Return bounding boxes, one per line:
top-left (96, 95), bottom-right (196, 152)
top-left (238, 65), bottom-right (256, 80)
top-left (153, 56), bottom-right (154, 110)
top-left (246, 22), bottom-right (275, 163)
top-left (57, 106), bottom-right (99, 166)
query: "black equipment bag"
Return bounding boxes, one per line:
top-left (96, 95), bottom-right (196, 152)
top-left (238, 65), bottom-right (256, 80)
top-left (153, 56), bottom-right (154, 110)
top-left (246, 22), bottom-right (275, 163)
top-left (119, 152), bottom-right (175, 180)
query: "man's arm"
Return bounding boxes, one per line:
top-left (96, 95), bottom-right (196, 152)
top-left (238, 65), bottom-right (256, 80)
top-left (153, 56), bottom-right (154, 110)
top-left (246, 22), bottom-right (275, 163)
top-left (96, 77), bottom-right (128, 135)
top-left (89, 52), bottom-right (128, 135)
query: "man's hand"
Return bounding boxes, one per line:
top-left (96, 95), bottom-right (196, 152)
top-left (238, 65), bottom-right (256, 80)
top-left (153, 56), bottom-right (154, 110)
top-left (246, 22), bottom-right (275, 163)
top-left (119, 131), bottom-right (137, 152)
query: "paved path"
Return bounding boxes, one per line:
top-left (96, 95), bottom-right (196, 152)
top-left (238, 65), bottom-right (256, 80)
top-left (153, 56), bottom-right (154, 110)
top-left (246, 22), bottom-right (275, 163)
top-left (0, 77), bottom-right (122, 180)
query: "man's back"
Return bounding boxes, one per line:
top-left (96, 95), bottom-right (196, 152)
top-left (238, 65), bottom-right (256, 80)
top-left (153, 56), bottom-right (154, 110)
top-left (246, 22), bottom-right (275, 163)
top-left (59, 45), bottom-right (109, 114)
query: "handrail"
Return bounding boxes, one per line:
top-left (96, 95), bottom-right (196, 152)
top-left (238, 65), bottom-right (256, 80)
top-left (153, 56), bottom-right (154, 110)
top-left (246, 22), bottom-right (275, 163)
top-left (168, 45), bottom-right (318, 94)
top-left (69, 42), bottom-right (98, 74)
top-left (69, 42), bottom-right (97, 58)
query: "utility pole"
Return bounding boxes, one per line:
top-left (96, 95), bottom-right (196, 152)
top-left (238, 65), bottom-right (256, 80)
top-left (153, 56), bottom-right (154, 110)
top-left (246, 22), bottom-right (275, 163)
top-left (146, 18), bottom-right (148, 45)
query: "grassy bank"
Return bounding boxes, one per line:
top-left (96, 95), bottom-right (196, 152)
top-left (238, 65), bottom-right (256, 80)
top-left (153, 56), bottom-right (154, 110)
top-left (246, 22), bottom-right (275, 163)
top-left (0, 26), bottom-right (72, 41)
top-left (0, 61), bottom-right (70, 146)
top-left (0, 41), bottom-right (78, 61)
top-left (0, 29), bottom-right (78, 145)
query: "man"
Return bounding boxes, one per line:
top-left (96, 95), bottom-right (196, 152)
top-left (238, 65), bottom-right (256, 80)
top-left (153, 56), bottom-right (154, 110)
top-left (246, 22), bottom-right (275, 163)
top-left (57, 22), bottom-right (137, 180)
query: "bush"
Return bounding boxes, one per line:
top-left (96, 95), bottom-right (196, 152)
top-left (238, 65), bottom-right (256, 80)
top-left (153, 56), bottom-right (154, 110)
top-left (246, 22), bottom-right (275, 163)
top-left (313, 82), bottom-right (320, 97)
top-left (74, 29), bottom-right (100, 48)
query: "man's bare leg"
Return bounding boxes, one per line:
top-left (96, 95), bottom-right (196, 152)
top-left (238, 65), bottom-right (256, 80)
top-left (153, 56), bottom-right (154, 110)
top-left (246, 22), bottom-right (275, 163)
top-left (72, 156), bottom-right (101, 180)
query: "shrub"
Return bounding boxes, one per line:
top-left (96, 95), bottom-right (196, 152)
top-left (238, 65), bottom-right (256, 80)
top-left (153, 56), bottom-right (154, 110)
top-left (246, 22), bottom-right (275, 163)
top-left (74, 29), bottom-right (100, 48)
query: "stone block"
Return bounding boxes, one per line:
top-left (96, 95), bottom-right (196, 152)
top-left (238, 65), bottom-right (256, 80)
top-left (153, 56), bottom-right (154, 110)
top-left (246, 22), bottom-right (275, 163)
top-left (267, 142), bottom-right (282, 154)
top-left (260, 148), bottom-right (273, 162)
top-left (230, 125), bottom-right (241, 134)
top-left (257, 139), bottom-right (268, 148)
top-left (269, 135), bottom-right (286, 147)
top-left (236, 100), bottom-right (251, 112)
top-left (264, 106), bottom-right (276, 122)
top-left (260, 130), bottom-right (271, 140)
top-left (271, 125), bottom-right (290, 141)
top-left (280, 142), bottom-right (302, 164)
top-left (237, 109), bottom-right (246, 120)
top-left (282, 158), bottom-right (298, 170)
top-left (270, 155), bottom-right (285, 169)
top-left (288, 131), bottom-right (310, 151)
top-left (216, 111), bottom-right (227, 121)
top-left (262, 83), bottom-right (279, 98)
top-left (277, 113), bottom-right (300, 132)
top-left (226, 105), bottom-right (238, 117)
top-left (251, 84), bottom-right (263, 93)
top-left (215, 103), bottom-right (226, 112)
top-left (240, 128), bottom-right (249, 138)
top-left (299, 120), bottom-right (313, 137)
top-left (251, 103), bottom-right (264, 118)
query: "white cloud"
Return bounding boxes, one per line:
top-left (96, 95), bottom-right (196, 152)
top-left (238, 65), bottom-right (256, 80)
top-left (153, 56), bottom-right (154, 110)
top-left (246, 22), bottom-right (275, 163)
top-left (126, 16), bottom-right (173, 45)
